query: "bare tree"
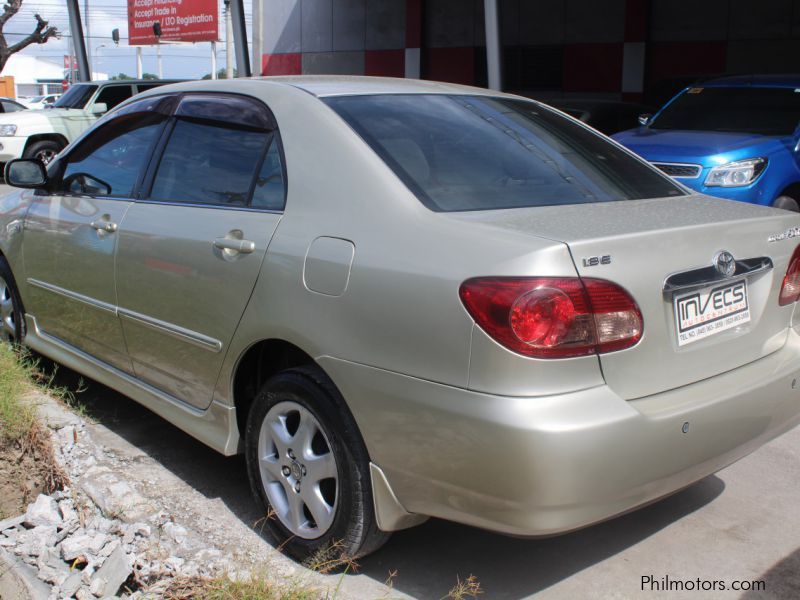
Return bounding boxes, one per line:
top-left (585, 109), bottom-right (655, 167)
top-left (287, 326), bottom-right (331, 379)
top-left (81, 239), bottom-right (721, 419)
top-left (0, 0), bottom-right (59, 73)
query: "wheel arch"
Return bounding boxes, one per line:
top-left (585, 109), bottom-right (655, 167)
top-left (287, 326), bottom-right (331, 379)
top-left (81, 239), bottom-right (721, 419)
top-left (778, 182), bottom-right (800, 201)
top-left (23, 133), bottom-right (69, 155)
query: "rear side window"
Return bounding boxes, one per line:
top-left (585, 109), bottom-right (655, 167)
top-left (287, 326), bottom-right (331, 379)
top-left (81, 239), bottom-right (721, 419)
top-left (326, 94), bottom-right (683, 212)
top-left (147, 94), bottom-right (283, 209)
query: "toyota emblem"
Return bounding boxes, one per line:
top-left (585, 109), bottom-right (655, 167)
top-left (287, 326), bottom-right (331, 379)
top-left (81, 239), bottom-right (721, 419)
top-left (713, 251), bottom-right (736, 278)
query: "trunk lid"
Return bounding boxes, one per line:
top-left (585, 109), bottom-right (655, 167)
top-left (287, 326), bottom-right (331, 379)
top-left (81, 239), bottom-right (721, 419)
top-left (451, 195), bottom-right (800, 399)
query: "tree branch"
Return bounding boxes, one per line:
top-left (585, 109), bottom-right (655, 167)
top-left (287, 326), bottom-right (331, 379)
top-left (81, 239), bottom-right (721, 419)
top-left (7, 13), bottom-right (59, 55)
top-left (0, 0), bottom-right (22, 29)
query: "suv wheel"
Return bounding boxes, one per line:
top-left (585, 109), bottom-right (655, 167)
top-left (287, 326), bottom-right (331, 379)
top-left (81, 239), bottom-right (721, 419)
top-left (24, 140), bottom-right (62, 165)
top-left (773, 195), bottom-right (800, 212)
top-left (245, 366), bottom-right (389, 563)
top-left (0, 257), bottom-right (24, 344)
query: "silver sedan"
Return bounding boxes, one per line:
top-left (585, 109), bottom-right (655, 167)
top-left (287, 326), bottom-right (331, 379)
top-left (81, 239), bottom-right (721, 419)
top-left (1, 77), bottom-right (800, 561)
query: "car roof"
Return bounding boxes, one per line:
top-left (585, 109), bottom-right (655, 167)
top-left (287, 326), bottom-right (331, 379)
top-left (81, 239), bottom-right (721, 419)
top-left (251, 75), bottom-right (512, 98)
top-left (702, 74), bottom-right (800, 88)
top-left (73, 79), bottom-right (185, 87)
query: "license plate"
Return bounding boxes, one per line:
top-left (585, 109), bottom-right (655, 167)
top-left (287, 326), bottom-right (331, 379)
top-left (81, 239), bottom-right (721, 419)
top-left (674, 280), bottom-right (750, 346)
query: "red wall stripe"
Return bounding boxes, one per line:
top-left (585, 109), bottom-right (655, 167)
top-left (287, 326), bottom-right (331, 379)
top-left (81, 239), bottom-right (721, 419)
top-left (262, 53), bottom-right (302, 76)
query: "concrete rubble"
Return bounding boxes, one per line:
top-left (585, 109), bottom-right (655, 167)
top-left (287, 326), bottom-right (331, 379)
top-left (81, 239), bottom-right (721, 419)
top-left (0, 409), bottom-right (256, 599)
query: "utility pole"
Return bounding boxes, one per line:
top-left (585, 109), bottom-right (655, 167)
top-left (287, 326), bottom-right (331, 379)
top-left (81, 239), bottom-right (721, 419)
top-left (225, 0), bottom-right (233, 79)
top-left (136, 47), bottom-right (143, 78)
top-left (211, 41), bottom-right (217, 79)
top-left (157, 44), bottom-right (162, 78)
top-left (84, 0), bottom-right (91, 75)
top-left (252, 0), bottom-right (262, 75)
top-left (484, 0), bottom-right (502, 91)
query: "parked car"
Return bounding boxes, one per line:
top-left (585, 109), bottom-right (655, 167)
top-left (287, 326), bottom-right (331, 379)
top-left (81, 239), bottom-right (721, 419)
top-left (20, 94), bottom-right (60, 110)
top-left (0, 80), bottom-right (181, 165)
top-left (613, 75), bottom-right (800, 211)
top-left (0, 97), bottom-right (26, 114)
top-left (545, 98), bottom-right (654, 135)
top-left (2, 77), bottom-right (800, 561)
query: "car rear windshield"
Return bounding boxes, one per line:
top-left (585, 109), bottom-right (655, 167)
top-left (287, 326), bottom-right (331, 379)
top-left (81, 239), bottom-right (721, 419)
top-left (651, 87), bottom-right (800, 135)
top-left (53, 84), bottom-right (98, 109)
top-left (325, 94), bottom-right (683, 212)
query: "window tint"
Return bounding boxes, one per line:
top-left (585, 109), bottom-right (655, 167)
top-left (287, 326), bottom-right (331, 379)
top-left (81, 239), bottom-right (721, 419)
top-left (95, 85), bottom-right (133, 111)
top-left (251, 135), bottom-right (286, 210)
top-left (326, 95), bottom-right (683, 212)
top-left (53, 84), bottom-right (97, 109)
top-left (149, 120), bottom-right (269, 207)
top-left (136, 83), bottom-right (164, 93)
top-left (61, 107), bottom-right (167, 197)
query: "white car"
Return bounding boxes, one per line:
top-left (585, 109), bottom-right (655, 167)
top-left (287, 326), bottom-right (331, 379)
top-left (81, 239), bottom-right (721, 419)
top-left (0, 80), bottom-right (180, 165)
top-left (21, 94), bottom-right (60, 109)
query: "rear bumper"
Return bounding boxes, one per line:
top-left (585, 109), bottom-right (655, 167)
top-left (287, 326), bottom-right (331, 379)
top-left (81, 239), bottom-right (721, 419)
top-left (320, 329), bottom-right (800, 536)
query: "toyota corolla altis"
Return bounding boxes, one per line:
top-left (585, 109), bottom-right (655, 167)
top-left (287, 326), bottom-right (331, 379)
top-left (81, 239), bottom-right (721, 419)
top-left (1, 77), bottom-right (799, 560)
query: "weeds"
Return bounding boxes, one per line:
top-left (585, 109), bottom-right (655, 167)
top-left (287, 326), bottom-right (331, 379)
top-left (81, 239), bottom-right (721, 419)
top-left (445, 575), bottom-right (483, 600)
top-left (145, 571), bottom-right (319, 600)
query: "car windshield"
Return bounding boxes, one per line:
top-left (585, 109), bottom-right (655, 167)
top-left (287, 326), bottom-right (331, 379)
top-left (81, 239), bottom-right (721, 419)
top-left (29, 96), bottom-right (44, 102)
top-left (53, 84), bottom-right (98, 109)
top-left (325, 94), bottom-right (683, 212)
top-left (650, 87), bottom-right (800, 135)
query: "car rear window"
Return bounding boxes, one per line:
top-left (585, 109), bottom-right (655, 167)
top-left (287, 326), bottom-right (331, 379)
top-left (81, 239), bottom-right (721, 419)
top-left (325, 94), bottom-right (683, 212)
top-left (651, 87), bottom-right (800, 135)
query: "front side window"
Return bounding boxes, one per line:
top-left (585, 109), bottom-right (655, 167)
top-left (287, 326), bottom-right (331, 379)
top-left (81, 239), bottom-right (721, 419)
top-left (94, 85), bottom-right (134, 111)
top-left (326, 95), bottom-right (683, 212)
top-left (651, 87), bottom-right (800, 135)
top-left (60, 97), bottom-right (170, 197)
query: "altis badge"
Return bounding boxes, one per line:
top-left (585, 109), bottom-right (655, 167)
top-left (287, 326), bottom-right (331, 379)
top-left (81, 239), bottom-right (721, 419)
top-left (768, 226), bottom-right (800, 243)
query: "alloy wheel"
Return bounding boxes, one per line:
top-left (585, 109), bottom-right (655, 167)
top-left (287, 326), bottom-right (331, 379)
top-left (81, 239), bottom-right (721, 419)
top-left (0, 274), bottom-right (16, 342)
top-left (258, 400), bottom-right (339, 539)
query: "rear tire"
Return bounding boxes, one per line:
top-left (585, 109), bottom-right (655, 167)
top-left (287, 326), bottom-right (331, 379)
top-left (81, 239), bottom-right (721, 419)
top-left (0, 257), bottom-right (25, 344)
top-left (23, 140), bottom-right (62, 165)
top-left (245, 365), bottom-right (389, 564)
top-left (772, 195), bottom-right (800, 212)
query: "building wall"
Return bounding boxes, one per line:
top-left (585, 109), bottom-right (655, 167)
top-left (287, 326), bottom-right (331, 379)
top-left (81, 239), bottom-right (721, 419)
top-left (259, 0), bottom-right (800, 101)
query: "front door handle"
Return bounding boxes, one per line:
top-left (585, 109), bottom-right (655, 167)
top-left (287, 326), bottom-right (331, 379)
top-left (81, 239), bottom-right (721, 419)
top-left (213, 237), bottom-right (255, 254)
top-left (90, 220), bottom-right (117, 233)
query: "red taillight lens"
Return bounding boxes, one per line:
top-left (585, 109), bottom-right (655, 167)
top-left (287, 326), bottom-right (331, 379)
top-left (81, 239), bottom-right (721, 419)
top-left (779, 245), bottom-right (800, 306)
top-left (459, 277), bottom-right (643, 359)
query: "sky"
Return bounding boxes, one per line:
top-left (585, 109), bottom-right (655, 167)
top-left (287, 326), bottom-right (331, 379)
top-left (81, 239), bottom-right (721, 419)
top-left (4, 0), bottom-right (253, 79)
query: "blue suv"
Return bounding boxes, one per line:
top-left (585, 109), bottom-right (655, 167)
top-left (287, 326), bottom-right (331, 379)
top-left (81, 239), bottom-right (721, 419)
top-left (613, 75), bottom-right (800, 211)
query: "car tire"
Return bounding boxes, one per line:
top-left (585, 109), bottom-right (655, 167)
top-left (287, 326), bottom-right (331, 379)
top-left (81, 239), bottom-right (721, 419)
top-left (0, 256), bottom-right (25, 344)
top-left (23, 140), bottom-right (62, 165)
top-left (772, 195), bottom-right (800, 212)
top-left (245, 365), bottom-right (390, 564)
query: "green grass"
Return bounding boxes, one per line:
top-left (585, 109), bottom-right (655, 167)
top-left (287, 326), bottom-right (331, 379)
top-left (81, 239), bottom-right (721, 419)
top-left (0, 342), bottom-right (37, 443)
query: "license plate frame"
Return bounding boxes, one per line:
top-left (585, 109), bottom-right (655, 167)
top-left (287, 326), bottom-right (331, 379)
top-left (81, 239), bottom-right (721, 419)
top-left (673, 279), bottom-right (750, 346)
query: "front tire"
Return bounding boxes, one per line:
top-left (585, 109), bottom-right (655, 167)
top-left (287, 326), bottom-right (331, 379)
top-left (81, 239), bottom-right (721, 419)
top-left (245, 366), bottom-right (389, 563)
top-left (773, 195), bottom-right (800, 212)
top-left (0, 257), bottom-right (25, 344)
top-left (23, 140), bottom-right (62, 165)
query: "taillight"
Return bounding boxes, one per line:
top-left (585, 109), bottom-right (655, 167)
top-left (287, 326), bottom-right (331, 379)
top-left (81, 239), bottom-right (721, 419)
top-left (779, 245), bottom-right (800, 306)
top-left (459, 277), bottom-right (643, 359)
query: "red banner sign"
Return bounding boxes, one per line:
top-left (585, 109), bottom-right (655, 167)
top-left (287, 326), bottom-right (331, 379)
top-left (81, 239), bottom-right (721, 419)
top-left (127, 0), bottom-right (218, 45)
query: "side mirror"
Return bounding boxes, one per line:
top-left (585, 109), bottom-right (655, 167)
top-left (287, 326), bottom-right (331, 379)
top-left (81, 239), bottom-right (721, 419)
top-left (90, 102), bottom-right (108, 116)
top-left (4, 159), bottom-right (47, 189)
top-left (638, 113), bottom-right (652, 126)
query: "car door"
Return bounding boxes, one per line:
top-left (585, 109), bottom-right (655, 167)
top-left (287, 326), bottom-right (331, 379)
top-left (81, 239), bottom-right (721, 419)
top-left (115, 93), bottom-right (285, 409)
top-left (22, 95), bottom-right (174, 373)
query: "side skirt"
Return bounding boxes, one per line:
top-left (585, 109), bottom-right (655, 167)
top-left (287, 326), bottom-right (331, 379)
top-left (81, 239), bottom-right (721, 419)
top-left (23, 315), bottom-right (240, 456)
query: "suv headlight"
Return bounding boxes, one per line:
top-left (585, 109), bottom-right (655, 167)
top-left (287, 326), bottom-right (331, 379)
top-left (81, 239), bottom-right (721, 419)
top-left (705, 158), bottom-right (767, 187)
top-left (0, 124), bottom-right (17, 136)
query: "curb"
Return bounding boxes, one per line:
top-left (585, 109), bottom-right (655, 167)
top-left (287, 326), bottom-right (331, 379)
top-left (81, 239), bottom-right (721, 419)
top-left (0, 547), bottom-right (51, 600)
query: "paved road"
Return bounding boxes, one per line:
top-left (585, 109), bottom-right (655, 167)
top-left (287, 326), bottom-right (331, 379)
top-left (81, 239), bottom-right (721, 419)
top-left (37, 359), bottom-right (799, 600)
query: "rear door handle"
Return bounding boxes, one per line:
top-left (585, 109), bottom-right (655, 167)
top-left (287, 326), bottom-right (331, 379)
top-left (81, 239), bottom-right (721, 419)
top-left (90, 220), bottom-right (117, 233)
top-left (213, 238), bottom-right (255, 254)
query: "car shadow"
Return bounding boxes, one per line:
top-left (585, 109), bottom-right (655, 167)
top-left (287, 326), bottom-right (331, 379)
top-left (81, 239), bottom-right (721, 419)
top-left (37, 356), bottom-right (726, 598)
top-left (742, 547), bottom-right (800, 599)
